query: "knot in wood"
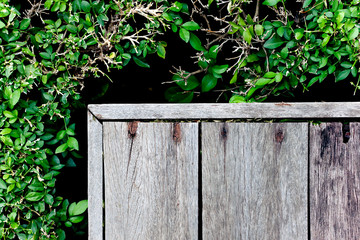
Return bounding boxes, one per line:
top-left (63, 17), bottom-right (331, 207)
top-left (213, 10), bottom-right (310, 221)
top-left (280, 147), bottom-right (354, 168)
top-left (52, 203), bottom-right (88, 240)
top-left (275, 129), bottom-right (284, 143)
top-left (128, 121), bottom-right (139, 139)
top-left (343, 123), bottom-right (350, 143)
top-left (221, 123), bottom-right (229, 141)
top-left (173, 123), bottom-right (181, 143)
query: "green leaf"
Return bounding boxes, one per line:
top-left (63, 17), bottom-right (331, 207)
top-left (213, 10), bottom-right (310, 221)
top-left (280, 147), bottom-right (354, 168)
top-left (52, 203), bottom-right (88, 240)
top-left (66, 24), bottom-right (78, 34)
top-left (174, 74), bottom-right (200, 90)
top-left (255, 78), bottom-right (272, 86)
top-left (3, 111), bottom-right (15, 118)
top-left (81, 1), bottom-right (91, 12)
top-left (55, 143), bottom-right (68, 154)
top-left (66, 128), bottom-right (75, 136)
top-left (332, 0), bottom-right (339, 11)
top-left (4, 86), bottom-right (11, 100)
top-left (229, 21), bottom-right (240, 33)
top-left (70, 216), bottom-right (84, 223)
top-left (182, 21), bottom-right (200, 31)
top-left (294, 29), bottom-right (304, 40)
top-left (336, 11), bottom-right (345, 24)
top-left (67, 137), bottom-right (79, 150)
top-left (44, 0), bottom-right (53, 9)
top-left (277, 26), bottom-right (285, 37)
top-left (25, 192), bottom-right (45, 202)
top-left (39, 52), bottom-right (51, 60)
top-left (28, 181), bottom-right (45, 191)
top-left (212, 65), bottom-right (228, 74)
top-left (0, 9), bottom-right (10, 18)
top-left (263, 0), bottom-right (281, 6)
top-left (351, 67), bottom-right (357, 77)
top-left (229, 95), bottom-right (246, 103)
top-left (264, 37), bottom-right (284, 49)
top-left (157, 44), bottom-right (166, 59)
top-left (322, 34), bottom-right (331, 47)
top-left (341, 62), bottom-right (352, 68)
top-left (263, 72), bottom-right (276, 78)
top-left (201, 74), bottom-right (217, 92)
top-left (230, 71), bottom-right (238, 84)
top-left (42, 92), bottom-right (54, 101)
top-left (0, 178), bottom-right (6, 189)
top-left (189, 33), bottom-right (205, 51)
top-left (280, 47), bottom-right (289, 58)
top-left (97, 13), bottom-right (109, 26)
top-left (243, 28), bottom-right (252, 44)
top-left (303, 0), bottom-right (312, 8)
top-left (209, 45), bottom-right (219, 59)
top-left (348, 27), bottom-right (359, 40)
top-left (307, 76), bottom-right (319, 87)
top-left (255, 24), bottom-right (264, 36)
top-left (179, 28), bottom-right (190, 43)
top-left (246, 54), bottom-right (259, 63)
top-left (56, 130), bottom-right (66, 140)
top-left (336, 69), bottom-right (351, 81)
top-left (9, 89), bottom-right (21, 109)
top-left (133, 57), bottom-right (150, 68)
top-left (0, 128), bottom-right (12, 135)
top-left (328, 65), bottom-right (336, 74)
top-left (165, 87), bottom-right (194, 103)
top-left (275, 72), bottom-right (283, 82)
top-left (162, 13), bottom-right (173, 21)
top-left (0, 20), bottom-right (5, 29)
top-left (20, 19), bottom-right (31, 30)
top-left (69, 200), bottom-right (88, 216)
top-left (44, 194), bottom-right (54, 205)
top-left (170, 1), bottom-right (183, 12)
top-left (319, 57), bottom-right (328, 68)
top-left (58, 65), bottom-right (66, 71)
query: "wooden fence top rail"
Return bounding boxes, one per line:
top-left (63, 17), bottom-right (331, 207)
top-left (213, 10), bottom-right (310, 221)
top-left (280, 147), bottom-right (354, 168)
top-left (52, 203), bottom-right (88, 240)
top-left (88, 102), bottom-right (360, 120)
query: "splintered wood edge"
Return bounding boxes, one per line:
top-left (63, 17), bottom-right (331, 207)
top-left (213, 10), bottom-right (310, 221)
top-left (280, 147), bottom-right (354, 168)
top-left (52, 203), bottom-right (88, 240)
top-left (87, 109), bottom-right (103, 240)
top-left (88, 102), bottom-right (360, 120)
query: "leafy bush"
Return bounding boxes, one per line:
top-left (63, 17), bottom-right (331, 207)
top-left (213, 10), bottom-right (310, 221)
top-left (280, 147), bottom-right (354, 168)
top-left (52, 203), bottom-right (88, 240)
top-left (0, 0), bottom-right (182, 238)
top-left (165, 0), bottom-right (360, 102)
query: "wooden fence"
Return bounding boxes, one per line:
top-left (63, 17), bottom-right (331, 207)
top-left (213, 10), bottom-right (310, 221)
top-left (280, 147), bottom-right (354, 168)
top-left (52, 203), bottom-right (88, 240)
top-left (87, 103), bottom-right (360, 240)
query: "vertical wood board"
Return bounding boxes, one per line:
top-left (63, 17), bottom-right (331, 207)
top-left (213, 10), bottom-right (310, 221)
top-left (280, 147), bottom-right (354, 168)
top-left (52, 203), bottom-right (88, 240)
top-left (202, 122), bottom-right (308, 240)
top-left (103, 122), bottom-right (199, 240)
top-left (310, 123), bottom-right (360, 239)
top-left (87, 111), bottom-right (103, 240)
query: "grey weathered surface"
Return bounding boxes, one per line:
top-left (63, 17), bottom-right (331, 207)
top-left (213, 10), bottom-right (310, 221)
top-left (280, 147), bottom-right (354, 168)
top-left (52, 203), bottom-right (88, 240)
top-left (202, 122), bottom-right (308, 240)
top-left (103, 122), bottom-right (198, 240)
top-left (310, 123), bottom-right (360, 240)
top-left (88, 102), bottom-right (360, 120)
top-left (87, 110), bottom-right (103, 240)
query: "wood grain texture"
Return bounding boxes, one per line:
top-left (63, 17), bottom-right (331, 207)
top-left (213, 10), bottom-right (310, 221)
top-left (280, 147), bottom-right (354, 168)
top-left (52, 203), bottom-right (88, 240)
top-left (103, 122), bottom-right (198, 240)
top-left (310, 123), bottom-right (360, 240)
top-left (88, 102), bottom-right (360, 120)
top-left (87, 110), bottom-right (103, 240)
top-left (202, 122), bottom-right (308, 240)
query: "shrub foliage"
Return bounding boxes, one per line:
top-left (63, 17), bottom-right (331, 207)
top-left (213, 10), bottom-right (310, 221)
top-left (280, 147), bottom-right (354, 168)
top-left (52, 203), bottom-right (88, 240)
top-left (166, 0), bottom-right (360, 102)
top-left (0, 0), bottom-right (181, 238)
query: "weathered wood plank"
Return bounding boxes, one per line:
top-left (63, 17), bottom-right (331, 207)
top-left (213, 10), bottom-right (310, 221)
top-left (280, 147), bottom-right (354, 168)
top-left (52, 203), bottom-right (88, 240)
top-left (310, 123), bottom-right (360, 239)
top-left (103, 122), bottom-right (198, 240)
top-left (202, 122), bottom-right (308, 240)
top-left (87, 110), bottom-right (103, 240)
top-left (88, 103), bottom-right (360, 120)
